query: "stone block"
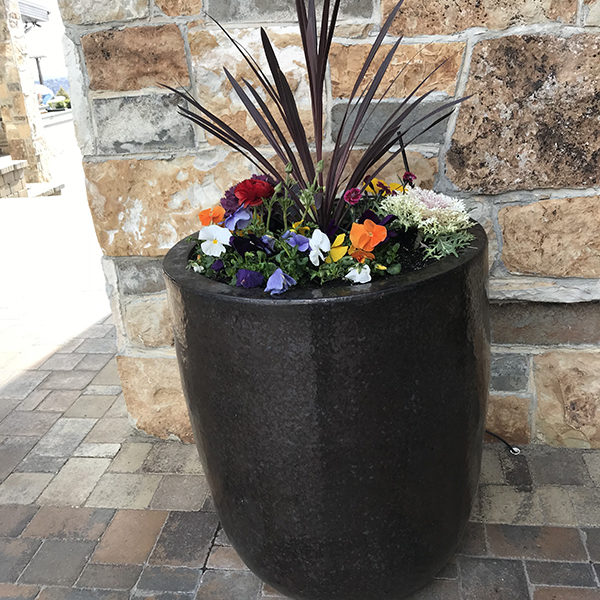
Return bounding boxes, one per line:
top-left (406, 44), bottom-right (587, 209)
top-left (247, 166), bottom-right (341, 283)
top-left (331, 98), bottom-right (450, 146)
top-left (188, 26), bottom-right (312, 147)
top-left (94, 93), bottom-right (195, 154)
top-left (112, 257), bottom-right (166, 295)
top-left (491, 302), bottom-right (600, 346)
top-left (150, 474), bottom-right (209, 510)
top-left (116, 355), bottom-right (192, 442)
top-left (38, 457), bottom-right (111, 506)
top-left (82, 25), bottom-right (189, 92)
top-left (587, 0), bottom-right (600, 24)
top-left (535, 352), bottom-right (600, 448)
top-left (329, 42), bottom-right (465, 98)
top-left (85, 473), bottom-right (162, 509)
top-left (22, 506), bottom-right (114, 540)
top-left (77, 563), bottom-right (142, 590)
top-left (155, 0), bottom-right (202, 15)
top-left (447, 35), bottom-right (600, 193)
top-left (149, 511), bottom-right (218, 567)
top-left (58, 0), bottom-right (148, 24)
top-left (382, 0), bottom-right (577, 35)
top-left (486, 394), bottom-right (531, 446)
top-left (323, 148), bottom-right (439, 189)
top-left (19, 539), bottom-right (96, 585)
top-left (206, 0), bottom-right (372, 21)
top-left (84, 151), bottom-right (251, 256)
top-left (91, 509), bottom-right (167, 565)
top-left (123, 294), bottom-right (174, 348)
top-left (499, 197), bottom-right (600, 278)
top-left (63, 37), bottom-right (94, 156)
top-left (0, 472), bottom-right (54, 504)
top-left (490, 354), bottom-right (529, 392)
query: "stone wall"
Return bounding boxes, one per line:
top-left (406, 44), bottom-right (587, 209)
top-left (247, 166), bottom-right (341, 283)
top-left (57, 0), bottom-right (600, 447)
top-left (0, 0), bottom-right (50, 183)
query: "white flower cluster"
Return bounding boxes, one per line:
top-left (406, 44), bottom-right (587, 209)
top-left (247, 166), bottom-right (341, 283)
top-left (381, 187), bottom-right (471, 236)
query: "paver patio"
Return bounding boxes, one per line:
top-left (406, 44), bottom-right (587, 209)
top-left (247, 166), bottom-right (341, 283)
top-left (1, 318), bottom-right (600, 599)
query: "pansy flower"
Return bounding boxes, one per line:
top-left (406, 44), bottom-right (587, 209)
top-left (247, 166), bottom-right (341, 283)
top-left (345, 264), bottom-right (372, 284)
top-left (235, 269), bottom-right (264, 289)
top-left (308, 229), bottom-right (331, 266)
top-left (225, 206), bottom-right (252, 231)
top-left (199, 205), bottom-right (225, 226)
top-left (326, 234), bottom-right (349, 263)
top-left (364, 178), bottom-right (403, 196)
top-left (349, 219), bottom-right (387, 252)
top-left (283, 230), bottom-right (310, 252)
top-left (265, 268), bottom-right (296, 295)
top-left (198, 224), bottom-right (231, 257)
top-left (231, 234), bottom-right (273, 257)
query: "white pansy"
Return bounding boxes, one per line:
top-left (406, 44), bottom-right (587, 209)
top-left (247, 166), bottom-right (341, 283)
top-left (191, 263), bottom-right (204, 273)
top-left (308, 229), bottom-right (331, 266)
top-left (198, 224), bottom-right (231, 257)
top-left (345, 264), bottom-right (371, 284)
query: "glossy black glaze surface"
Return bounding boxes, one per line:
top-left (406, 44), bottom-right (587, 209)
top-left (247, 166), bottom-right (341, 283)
top-left (163, 224), bottom-right (490, 600)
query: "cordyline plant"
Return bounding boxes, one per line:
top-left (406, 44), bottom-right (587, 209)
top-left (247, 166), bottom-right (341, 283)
top-left (166, 0), bottom-right (468, 231)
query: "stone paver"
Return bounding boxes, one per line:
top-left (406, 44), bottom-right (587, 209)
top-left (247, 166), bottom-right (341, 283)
top-left (36, 391), bottom-right (81, 413)
top-left (19, 539), bottom-right (96, 585)
top-left (38, 458), bottom-right (111, 506)
top-left (76, 563), bottom-right (142, 590)
top-left (39, 354), bottom-right (85, 371)
top-left (39, 370), bottom-right (98, 391)
top-left (22, 506), bottom-right (113, 540)
top-left (150, 474), bottom-right (209, 511)
top-left (0, 472), bottom-right (53, 503)
top-left (149, 511), bottom-right (218, 567)
top-left (29, 418), bottom-right (97, 458)
top-left (0, 505), bottom-right (38, 536)
top-left (2, 318), bottom-right (600, 598)
top-left (86, 473), bottom-right (162, 509)
top-left (0, 437), bottom-right (37, 480)
top-left (92, 509), bottom-right (167, 565)
top-left (108, 442), bottom-right (153, 473)
top-left (64, 395), bottom-right (116, 419)
top-left (137, 566), bottom-right (201, 593)
top-left (0, 370), bottom-right (49, 400)
top-left (0, 411), bottom-right (60, 437)
top-left (84, 418), bottom-right (134, 444)
top-left (0, 537), bottom-right (42, 582)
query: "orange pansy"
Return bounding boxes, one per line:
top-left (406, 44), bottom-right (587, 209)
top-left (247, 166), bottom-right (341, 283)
top-left (349, 246), bottom-right (375, 263)
top-left (349, 219), bottom-right (387, 252)
top-left (199, 205), bottom-right (226, 226)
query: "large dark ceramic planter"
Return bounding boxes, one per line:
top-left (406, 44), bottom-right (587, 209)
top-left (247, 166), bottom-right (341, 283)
top-left (163, 223), bottom-right (489, 600)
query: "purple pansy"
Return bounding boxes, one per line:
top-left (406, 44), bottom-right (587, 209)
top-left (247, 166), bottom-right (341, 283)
top-left (235, 269), bottom-right (264, 289)
top-left (260, 235), bottom-right (276, 254)
top-left (231, 234), bottom-right (273, 257)
top-left (282, 230), bottom-right (310, 252)
top-left (225, 206), bottom-right (252, 231)
top-left (210, 259), bottom-right (224, 272)
top-left (265, 268), bottom-right (296, 295)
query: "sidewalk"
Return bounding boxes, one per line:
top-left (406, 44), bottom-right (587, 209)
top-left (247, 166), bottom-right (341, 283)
top-left (1, 322), bottom-right (600, 600)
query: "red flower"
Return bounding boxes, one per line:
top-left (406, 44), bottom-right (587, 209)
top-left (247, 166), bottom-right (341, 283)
top-left (234, 178), bottom-right (274, 208)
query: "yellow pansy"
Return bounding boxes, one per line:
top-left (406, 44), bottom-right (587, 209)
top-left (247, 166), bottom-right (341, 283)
top-left (375, 264), bottom-right (388, 271)
top-left (292, 220), bottom-right (311, 236)
top-left (326, 233), bottom-right (349, 263)
top-left (365, 178), bottom-right (403, 196)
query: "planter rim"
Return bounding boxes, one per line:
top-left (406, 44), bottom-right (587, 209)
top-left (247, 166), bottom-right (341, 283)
top-left (163, 222), bottom-right (487, 306)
